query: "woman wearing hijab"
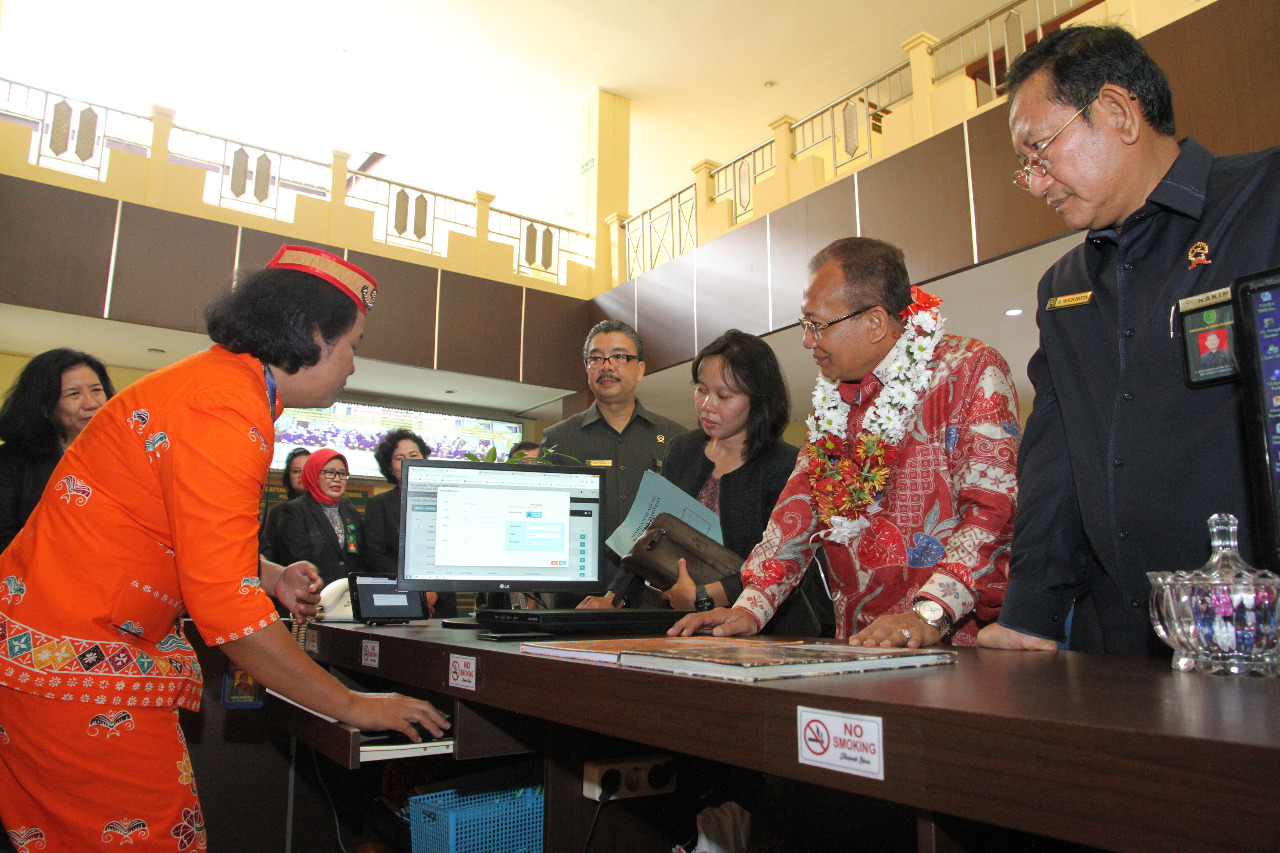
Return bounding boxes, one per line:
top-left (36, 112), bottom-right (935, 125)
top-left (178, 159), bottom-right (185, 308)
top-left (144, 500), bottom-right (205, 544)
top-left (258, 446), bottom-right (310, 560)
top-left (0, 245), bottom-right (447, 851)
top-left (272, 448), bottom-right (365, 587)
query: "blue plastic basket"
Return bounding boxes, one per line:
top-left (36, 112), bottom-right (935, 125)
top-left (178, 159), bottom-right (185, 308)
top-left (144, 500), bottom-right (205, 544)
top-left (409, 783), bottom-right (543, 853)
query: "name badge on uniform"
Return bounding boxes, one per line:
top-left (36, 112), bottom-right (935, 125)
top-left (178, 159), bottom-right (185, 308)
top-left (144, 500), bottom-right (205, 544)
top-left (1046, 291), bottom-right (1093, 311)
top-left (1178, 286), bottom-right (1237, 387)
top-left (586, 459), bottom-right (612, 467)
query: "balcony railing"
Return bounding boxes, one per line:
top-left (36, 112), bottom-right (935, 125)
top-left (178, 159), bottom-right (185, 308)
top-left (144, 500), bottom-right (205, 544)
top-left (489, 207), bottom-right (593, 286)
top-left (168, 127), bottom-right (330, 223)
top-left (345, 172), bottom-right (476, 256)
top-left (709, 139), bottom-right (776, 223)
top-left (930, 0), bottom-right (1100, 104)
top-left (623, 183), bottom-right (696, 281)
top-left (0, 79), bottom-right (151, 181)
top-left (791, 61), bottom-right (912, 172)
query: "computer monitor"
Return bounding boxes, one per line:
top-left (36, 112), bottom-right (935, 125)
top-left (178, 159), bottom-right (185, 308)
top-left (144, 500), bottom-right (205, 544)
top-left (1234, 266), bottom-right (1280, 572)
top-left (396, 458), bottom-right (607, 595)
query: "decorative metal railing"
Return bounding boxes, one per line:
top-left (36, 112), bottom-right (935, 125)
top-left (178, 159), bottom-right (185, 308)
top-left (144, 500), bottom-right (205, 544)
top-left (489, 207), bottom-right (593, 285)
top-left (345, 172), bottom-right (477, 255)
top-left (167, 127), bottom-right (330, 223)
top-left (791, 62), bottom-right (912, 172)
top-left (930, 0), bottom-right (1098, 104)
top-left (709, 139), bottom-right (776, 224)
top-left (623, 183), bottom-right (696, 281)
top-left (0, 79), bottom-right (151, 181)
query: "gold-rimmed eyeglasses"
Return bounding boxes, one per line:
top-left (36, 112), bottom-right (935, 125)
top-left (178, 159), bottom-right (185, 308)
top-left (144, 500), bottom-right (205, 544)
top-left (1012, 98), bottom-right (1096, 191)
top-left (798, 305), bottom-right (875, 341)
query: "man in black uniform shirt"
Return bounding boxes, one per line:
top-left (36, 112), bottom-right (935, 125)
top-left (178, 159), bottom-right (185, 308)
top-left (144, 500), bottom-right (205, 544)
top-left (541, 320), bottom-right (683, 606)
top-left (978, 25), bottom-right (1280, 655)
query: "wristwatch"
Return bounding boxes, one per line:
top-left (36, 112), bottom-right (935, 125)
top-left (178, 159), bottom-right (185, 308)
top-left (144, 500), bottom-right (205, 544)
top-left (694, 585), bottom-right (715, 612)
top-left (912, 597), bottom-right (952, 638)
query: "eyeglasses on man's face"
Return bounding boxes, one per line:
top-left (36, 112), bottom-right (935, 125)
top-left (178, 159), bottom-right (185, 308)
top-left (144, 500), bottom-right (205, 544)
top-left (584, 353), bottom-right (639, 368)
top-left (1012, 98), bottom-right (1096, 191)
top-left (319, 469), bottom-right (349, 481)
top-left (798, 305), bottom-right (875, 341)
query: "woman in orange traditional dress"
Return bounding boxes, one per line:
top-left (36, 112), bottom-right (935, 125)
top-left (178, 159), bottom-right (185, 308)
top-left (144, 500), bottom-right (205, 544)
top-left (0, 246), bottom-right (448, 852)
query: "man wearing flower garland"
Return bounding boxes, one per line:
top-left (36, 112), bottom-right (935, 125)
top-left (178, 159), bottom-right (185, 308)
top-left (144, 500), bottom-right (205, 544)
top-left (671, 237), bottom-right (1021, 646)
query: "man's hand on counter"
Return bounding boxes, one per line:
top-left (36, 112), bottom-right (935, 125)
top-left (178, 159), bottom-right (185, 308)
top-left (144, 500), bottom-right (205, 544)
top-left (260, 556), bottom-right (321, 621)
top-left (976, 622), bottom-right (1059, 651)
top-left (668, 606), bottom-right (758, 637)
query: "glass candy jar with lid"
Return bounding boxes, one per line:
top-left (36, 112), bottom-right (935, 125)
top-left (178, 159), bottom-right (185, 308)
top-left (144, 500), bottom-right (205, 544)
top-left (1148, 513), bottom-right (1280, 675)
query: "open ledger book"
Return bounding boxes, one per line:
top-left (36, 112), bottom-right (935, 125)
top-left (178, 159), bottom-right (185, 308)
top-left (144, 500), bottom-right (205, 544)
top-left (519, 635), bottom-right (796, 664)
top-left (616, 642), bottom-right (956, 682)
top-left (520, 636), bottom-right (955, 681)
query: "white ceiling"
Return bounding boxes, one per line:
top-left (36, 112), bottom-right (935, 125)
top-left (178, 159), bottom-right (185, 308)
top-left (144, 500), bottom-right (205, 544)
top-left (0, 0), bottom-right (1074, 429)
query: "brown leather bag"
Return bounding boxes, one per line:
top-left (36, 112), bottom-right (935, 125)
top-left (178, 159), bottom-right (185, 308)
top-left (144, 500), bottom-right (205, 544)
top-left (620, 512), bottom-right (743, 589)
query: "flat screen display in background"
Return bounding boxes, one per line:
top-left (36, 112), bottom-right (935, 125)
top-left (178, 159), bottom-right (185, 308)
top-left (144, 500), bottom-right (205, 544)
top-left (270, 401), bottom-right (523, 478)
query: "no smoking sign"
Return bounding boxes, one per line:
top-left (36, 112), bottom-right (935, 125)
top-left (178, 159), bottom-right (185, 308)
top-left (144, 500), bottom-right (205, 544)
top-left (449, 654), bottom-right (476, 691)
top-left (796, 706), bottom-right (884, 780)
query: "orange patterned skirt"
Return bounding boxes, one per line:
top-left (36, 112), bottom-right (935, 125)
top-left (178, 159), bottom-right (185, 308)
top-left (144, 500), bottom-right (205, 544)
top-left (0, 688), bottom-right (206, 852)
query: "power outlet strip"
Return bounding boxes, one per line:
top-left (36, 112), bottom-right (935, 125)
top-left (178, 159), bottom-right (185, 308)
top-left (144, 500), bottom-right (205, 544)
top-left (582, 755), bottom-right (677, 801)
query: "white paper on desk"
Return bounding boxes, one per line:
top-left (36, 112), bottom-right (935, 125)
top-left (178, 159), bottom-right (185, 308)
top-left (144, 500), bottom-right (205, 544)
top-left (604, 469), bottom-right (723, 557)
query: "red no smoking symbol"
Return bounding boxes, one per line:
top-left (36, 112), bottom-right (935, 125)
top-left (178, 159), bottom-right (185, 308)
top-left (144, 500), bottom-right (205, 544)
top-left (803, 719), bottom-right (830, 755)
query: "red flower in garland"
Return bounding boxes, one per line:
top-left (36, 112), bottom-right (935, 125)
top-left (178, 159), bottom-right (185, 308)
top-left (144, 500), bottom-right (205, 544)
top-left (807, 431), bottom-right (899, 526)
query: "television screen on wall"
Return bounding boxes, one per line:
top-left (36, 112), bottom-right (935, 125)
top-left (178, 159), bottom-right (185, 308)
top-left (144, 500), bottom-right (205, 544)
top-left (271, 401), bottom-right (524, 478)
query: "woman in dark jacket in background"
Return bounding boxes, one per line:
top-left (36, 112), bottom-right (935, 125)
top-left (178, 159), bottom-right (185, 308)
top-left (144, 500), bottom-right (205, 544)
top-left (0, 348), bottom-right (114, 552)
top-left (273, 448), bottom-right (365, 586)
top-left (364, 428), bottom-right (457, 617)
top-left (259, 446), bottom-right (310, 560)
top-left (660, 329), bottom-right (830, 636)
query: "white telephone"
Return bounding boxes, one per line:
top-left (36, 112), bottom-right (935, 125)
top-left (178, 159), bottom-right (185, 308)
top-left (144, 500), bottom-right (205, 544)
top-left (317, 578), bottom-right (354, 621)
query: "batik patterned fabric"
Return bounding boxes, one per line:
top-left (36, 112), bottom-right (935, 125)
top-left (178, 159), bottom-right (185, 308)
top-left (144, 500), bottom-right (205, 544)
top-left (0, 690), bottom-right (206, 851)
top-left (737, 334), bottom-right (1020, 643)
top-left (0, 345), bottom-right (279, 840)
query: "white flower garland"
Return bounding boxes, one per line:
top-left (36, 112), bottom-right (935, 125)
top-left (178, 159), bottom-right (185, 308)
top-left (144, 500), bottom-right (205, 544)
top-left (806, 303), bottom-right (944, 543)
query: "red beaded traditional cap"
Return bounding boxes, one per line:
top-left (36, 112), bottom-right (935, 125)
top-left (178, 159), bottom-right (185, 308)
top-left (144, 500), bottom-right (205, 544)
top-left (266, 245), bottom-right (377, 314)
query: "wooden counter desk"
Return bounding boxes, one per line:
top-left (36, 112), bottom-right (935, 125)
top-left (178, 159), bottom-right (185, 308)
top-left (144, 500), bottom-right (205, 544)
top-left (297, 621), bottom-right (1280, 853)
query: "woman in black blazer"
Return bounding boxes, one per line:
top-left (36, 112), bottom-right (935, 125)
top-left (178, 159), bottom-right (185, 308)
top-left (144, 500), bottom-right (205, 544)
top-left (364, 429), bottom-right (457, 617)
top-left (659, 330), bottom-right (830, 636)
top-left (259, 446), bottom-right (309, 561)
top-left (272, 448), bottom-right (364, 586)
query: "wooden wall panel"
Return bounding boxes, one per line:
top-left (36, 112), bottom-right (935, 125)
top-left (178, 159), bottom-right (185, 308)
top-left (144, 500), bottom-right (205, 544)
top-left (346, 251), bottom-right (436, 370)
top-left (523, 288), bottom-right (591, 390)
top-left (237, 229), bottom-right (341, 274)
top-left (636, 252), bottom-right (696, 373)
top-left (0, 174), bottom-right (115, 317)
top-left (695, 217), bottom-right (769, 346)
top-left (857, 125), bottom-right (973, 284)
top-left (767, 173), bottom-right (861, 326)
top-left (436, 270), bottom-right (521, 381)
top-left (969, 105), bottom-right (1071, 263)
top-left (1143, 0), bottom-right (1280, 157)
top-left (109, 204), bottom-right (238, 333)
